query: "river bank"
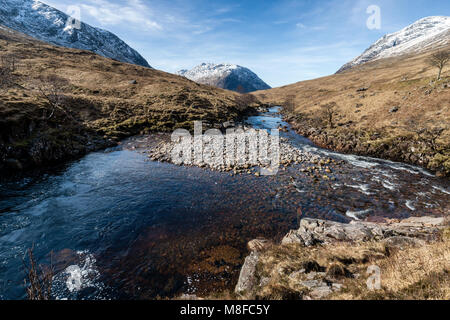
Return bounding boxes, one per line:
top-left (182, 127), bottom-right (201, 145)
top-left (0, 26), bottom-right (258, 177)
top-left (284, 109), bottom-right (450, 178)
top-left (233, 215), bottom-right (449, 300)
top-left (192, 215), bottom-right (449, 300)
top-left (1, 105), bottom-right (449, 300)
top-left (253, 50), bottom-right (450, 178)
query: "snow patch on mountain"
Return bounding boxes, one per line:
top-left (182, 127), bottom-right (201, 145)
top-left (338, 16), bottom-right (450, 73)
top-left (177, 63), bottom-right (271, 93)
top-left (0, 0), bottom-right (151, 68)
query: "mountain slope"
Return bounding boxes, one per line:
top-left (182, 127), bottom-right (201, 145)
top-left (0, 27), bottom-right (256, 174)
top-left (0, 0), bottom-right (151, 68)
top-left (177, 63), bottom-right (271, 93)
top-left (254, 45), bottom-right (450, 176)
top-left (337, 16), bottom-right (450, 73)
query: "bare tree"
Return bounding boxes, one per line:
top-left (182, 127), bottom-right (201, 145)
top-left (320, 102), bottom-right (337, 128)
top-left (427, 50), bottom-right (450, 80)
top-left (30, 75), bottom-right (69, 119)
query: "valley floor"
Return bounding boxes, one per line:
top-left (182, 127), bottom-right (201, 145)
top-left (254, 48), bottom-right (450, 177)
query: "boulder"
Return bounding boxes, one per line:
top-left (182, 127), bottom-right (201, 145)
top-left (281, 217), bottom-right (444, 246)
top-left (382, 236), bottom-right (425, 249)
top-left (282, 218), bottom-right (384, 246)
top-left (234, 251), bottom-right (259, 298)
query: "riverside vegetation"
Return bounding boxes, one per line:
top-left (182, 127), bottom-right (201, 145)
top-left (196, 216), bottom-right (449, 300)
top-left (254, 47), bottom-right (450, 177)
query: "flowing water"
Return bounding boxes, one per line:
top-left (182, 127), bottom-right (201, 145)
top-left (0, 107), bottom-right (448, 299)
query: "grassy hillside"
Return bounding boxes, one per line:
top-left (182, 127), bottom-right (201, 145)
top-left (0, 26), bottom-right (258, 174)
top-left (254, 48), bottom-right (450, 176)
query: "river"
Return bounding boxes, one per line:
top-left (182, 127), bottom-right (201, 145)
top-left (0, 107), bottom-right (448, 299)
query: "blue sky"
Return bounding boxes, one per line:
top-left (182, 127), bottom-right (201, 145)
top-left (43, 0), bottom-right (450, 87)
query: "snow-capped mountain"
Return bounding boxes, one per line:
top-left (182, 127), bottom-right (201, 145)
top-left (177, 63), bottom-right (271, 93)
top-left (0, 0), bottom-right (151, 68)
top-left (337, 16), bottom-right (450, 73)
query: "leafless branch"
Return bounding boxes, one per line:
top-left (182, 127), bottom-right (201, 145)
top-left (23, 246), bottom-right (53, 300)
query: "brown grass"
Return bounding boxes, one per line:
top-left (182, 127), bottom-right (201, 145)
top-left (246, 230), bottom-right (450, 300)
top-left (23, 247), bottom-right (53, 300)
top-left (254, 47), bottom-right (450, 175)
top-left (0, 27), bottom-right (259, 173)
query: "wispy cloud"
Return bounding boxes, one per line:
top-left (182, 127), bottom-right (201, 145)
top-left (44, 0), bottom-right (162, 31)
top-left (79, 0), bottom-right (162, 30)
top-left (41, 0), bottom-right (450, 87)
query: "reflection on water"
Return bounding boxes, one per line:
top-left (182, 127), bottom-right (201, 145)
top-left (0, 107), bottom-right (448, 299)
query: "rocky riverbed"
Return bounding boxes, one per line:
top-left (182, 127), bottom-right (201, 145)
top-left (1, 106), bottom-right (448, 300)
top-left (146, 127), bottom-right (330, 175)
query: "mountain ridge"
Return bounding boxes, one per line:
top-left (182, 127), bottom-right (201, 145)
top-left (177, 63), bottom-right (271, 93)
top-left (0, 0), bottom-right (151, 68)
top-left (337, 16), bottom-right (450, 73)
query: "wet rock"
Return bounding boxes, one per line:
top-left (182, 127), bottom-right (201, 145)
top-left (129, 80), bottom-right (137, 84)
top-left (356, 87), bottom-right (369, 92)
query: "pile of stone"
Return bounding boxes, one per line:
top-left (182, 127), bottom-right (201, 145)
top-left (147, 128), bottom-right (320, 175)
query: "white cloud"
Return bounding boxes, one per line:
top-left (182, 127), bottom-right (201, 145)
top-left (67, 0), bottom-right (162, 31)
